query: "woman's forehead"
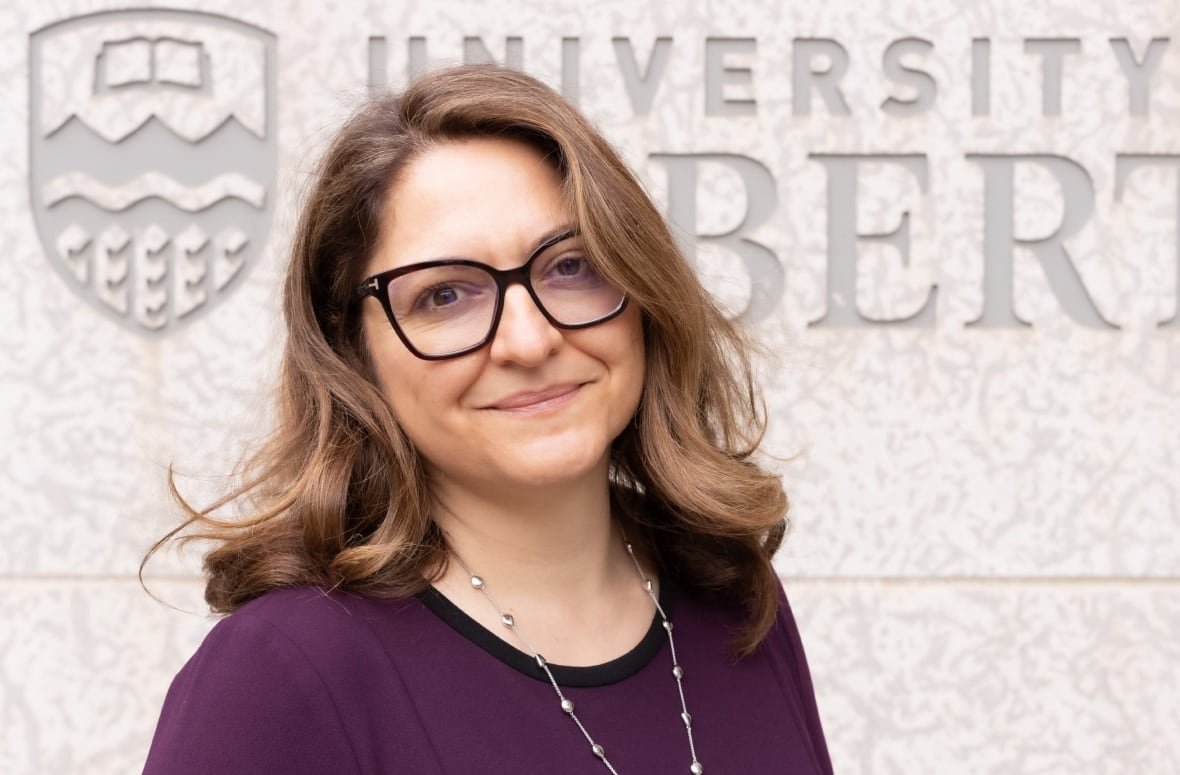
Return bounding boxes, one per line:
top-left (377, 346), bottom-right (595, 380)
top-left (374, 138), bottom-right (574, 271)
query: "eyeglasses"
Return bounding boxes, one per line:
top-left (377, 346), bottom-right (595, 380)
top-left (355, 229), bottom-right (628, 360)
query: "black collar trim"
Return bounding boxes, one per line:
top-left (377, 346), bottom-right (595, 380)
top-left (416, 579), bottom-right (675, 688)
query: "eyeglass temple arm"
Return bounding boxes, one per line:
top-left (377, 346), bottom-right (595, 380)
top-left (353, 276), bottom-right (380, 301)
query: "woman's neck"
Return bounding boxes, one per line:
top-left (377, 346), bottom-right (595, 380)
top-left (426, 463), bottom-right (657, 665)
top-left (430, 463), bottom-right (622, 598)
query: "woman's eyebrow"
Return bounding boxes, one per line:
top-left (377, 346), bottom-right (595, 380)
top-left (527, 223), bottom-right (580, 257)
top-left (396, 224), bottom-right (581, 268)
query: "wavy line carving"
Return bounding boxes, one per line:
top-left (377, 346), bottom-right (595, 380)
top-left (42, 171), bottom-right (265, 212)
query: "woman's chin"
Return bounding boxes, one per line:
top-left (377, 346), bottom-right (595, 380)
top-left (485, 438), bottom-right (610, 490)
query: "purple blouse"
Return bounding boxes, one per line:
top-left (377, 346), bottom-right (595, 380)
top-left (145, 579), bottom-right (833, 774)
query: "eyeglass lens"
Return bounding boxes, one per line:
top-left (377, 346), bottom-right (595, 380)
top-left (384, 250), bottom-right (624, 356)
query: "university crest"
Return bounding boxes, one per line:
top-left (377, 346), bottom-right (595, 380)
top-left (29, 9), bottom-right (277, 334)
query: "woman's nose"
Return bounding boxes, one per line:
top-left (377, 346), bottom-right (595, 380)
top-left (488, 285), bottom-right (563, 365)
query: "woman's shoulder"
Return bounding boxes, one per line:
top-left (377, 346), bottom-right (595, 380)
top-left (763, 577), bottom-right (836, 775)
top-left (144, 586), bottom-right (437, 774)
top-left (193, 584), bottom-right (436, 679)
top-left (226, 584), bottom-right (418, 638)
top-left (664, 575), bottom-right (835, 775)
top-left (232, 583), bottom-right (422, 625)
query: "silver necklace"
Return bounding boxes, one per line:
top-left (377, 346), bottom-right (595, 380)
top-left (450, 537), bottom-right (704, 774)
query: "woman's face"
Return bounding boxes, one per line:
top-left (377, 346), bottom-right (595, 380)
top-left (360, 136), bottom-right (645, 496)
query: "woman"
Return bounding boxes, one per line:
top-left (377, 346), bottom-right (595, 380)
top-left (144, 63), bottom-right (833, 774)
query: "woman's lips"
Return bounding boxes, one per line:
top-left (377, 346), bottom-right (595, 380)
top-left (485, 383), bottom-right (584, 412)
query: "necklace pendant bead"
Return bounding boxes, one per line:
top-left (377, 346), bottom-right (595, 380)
top-left (691, 762), bottom-right (704, 774)
top-left (672, 665), bottom-right (684, 679)
top-left (592, 743), bottom-right (605, 758)
top-left (561, 698), bottom-right (575, 713)
top-left (535, 654), bottom-right (547, 669)
top-left (500, 613), bottom-right (515, 628)
top-left (681, 711), bottom-right (693, 728)
top-left (663, 620), bottom-right (674, 632)
top-left (470, 575), bottom-right (484, 589)
top-left (644, 579), bottom-right (653, 592)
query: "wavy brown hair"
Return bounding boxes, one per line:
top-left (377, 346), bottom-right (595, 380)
top-left (143, 63), bottom-right (788, 657)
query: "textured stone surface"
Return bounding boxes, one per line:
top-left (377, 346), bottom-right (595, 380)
top-left (0, 579), bottom-right (209, 775)
top-left (789, 581), bottom-right (1180, 775)
top-left (1, 0), bottom-right (1177, 773)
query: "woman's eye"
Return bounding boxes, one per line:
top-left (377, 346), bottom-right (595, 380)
top-left (545, 255), bottom-right (594, 279)
top-left (430, 287), bottom-right (459, 306)
top-left (413, 283), bottom-right (467, 312)
top-left (554, 257), bottom-right (585, 276)
top-left (538, 253), bottom-right (607, 291)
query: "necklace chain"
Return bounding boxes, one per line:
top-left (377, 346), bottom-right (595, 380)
top-left (450, 536), bottom-right (704, 774)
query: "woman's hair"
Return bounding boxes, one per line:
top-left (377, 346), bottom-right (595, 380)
top-left (144, 63), bottom-right (788, 657)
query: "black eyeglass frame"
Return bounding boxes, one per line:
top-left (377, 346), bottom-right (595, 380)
top-left (353, 230), bottom-right (629, 361)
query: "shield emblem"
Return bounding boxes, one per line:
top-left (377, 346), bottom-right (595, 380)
top-left (29, 9), bottom-right (277, 334)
